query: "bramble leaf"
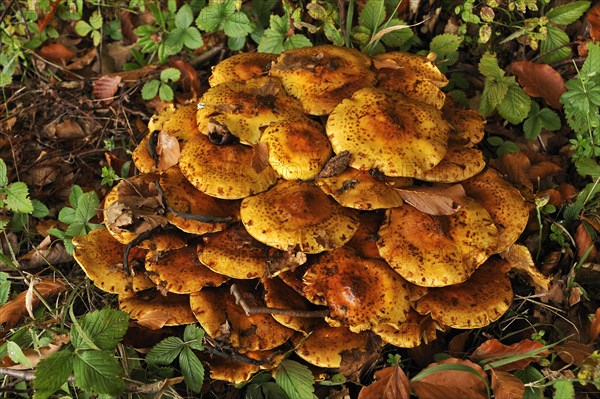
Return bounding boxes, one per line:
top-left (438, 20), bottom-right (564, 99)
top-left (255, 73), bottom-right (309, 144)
top-left (179, 346), bottom-right (204, 393)
top-left (546, 1), bottom-right (590, 25)
top-left (33, 349), bottom-right (74, 399)
top-left (275, 360), bottom-right (314, 399)
top-left (72, 309), bottom-right (129, 351)
top-left (145, 337), bottom-right (184, 365)
top-left (359, 0), bottom-right (385, 32)
top-left (498, 83), bottom-right (531, 124)
top-left (73, 350), bottom-right (124, 396)
top-left (5, 182), bottom-right (33, 214)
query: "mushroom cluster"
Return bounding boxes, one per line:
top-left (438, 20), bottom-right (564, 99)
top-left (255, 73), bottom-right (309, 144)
top-left (74, 45), bottom-right (529, 382)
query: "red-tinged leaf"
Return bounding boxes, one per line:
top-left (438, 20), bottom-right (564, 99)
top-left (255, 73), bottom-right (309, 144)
top-left (587, 4), bottom-right (600, 42)
top-left (93, 76), bottom-right (122, 104)
top-left (470, 339), bottom-right (549, 371)
top-left (590, 307), bottom-right (600, 343)
top-left (37, 0), bottom-right (61, 32)
top-left (394, 184), bottom-right (466, 215)
top-left (170, 59), bottom-right (201, 97)
top-left (411, 358), bottom-right (488, 399)
top-left (528, 161), bottom-right (562, 182)
top-left (120, 11), bottom-right (138, 44)
top-left (490, 152), bottom-right (532, 190)
top-left (575, 223), bottom-right (597, 261)
top-left (358, 366), bottom-right (410, 399)
top-left (490, 369), bottom-right (525, 399)
top-left (511, 61), bottom-right (566, 109)
top-left (554, 340), bottom-right (596, 366)
top-left (37, 44), bottom-right (75, 65)
top-left (65, 48), bottom-right (97, 71)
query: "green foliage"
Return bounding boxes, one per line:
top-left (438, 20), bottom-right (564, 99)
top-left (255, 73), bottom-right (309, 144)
top-left (274, 359), bottom-right (315, 399)
top-left (101, 161), bottom-right (131, 187)
top-left (48, 185), bottom-right (103, 254)
top-left (429, 33), bottom-right (462, 72)
top-left (142, 67), bottom-right (181, 102)
top-left (523, 102), bottom-right (561, 140)
top-left (487, 136), bottom-right (520, 156)
top-left (0, 272), bottom-right (10, 305)
top-left (74, 10), bottom-right (103, 46)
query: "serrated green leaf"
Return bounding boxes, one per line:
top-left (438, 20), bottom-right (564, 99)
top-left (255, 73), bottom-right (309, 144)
top-left (430, 33), bottom-right (461, 57)
top-left (479, 52), bottom-right (504, 79)
top-left (483, 78), bottom-right (510, 108)
top-left (498, 83), bottom-right (532, 124)
top-left (541, 25), bottom-right (571, 64)
top-left (5, 182), bottom-right (33, 213)
top-left (142, 79), bottom-right (160, 100)
top-left (75, 191), bottom-right (99, 226)
top-left (246, 381), bottom-right (289, 399)
top-left (258, 29), bottom-right (285, 53)
top-left (183, 27), bottom-right (203, 49)
top-left (0, 272), bottom-right (10, 305)
top-left (7, 341), bottom-right (32, 367)
top-left (33, 349), bottom-right (74, 399)
top-left (183, 324), bottom-right (205, 351)
top-left (73, 351), bottom-right (124, 396)
top-left (165, 28), bottom-right (185, 55)
top-left (0, 158), bottom-right (7, 187)
top-left (89, 10), bottom-right (102, 30)
top-left (74, 20), bottom-right (93, 37)
top-left (284, 35), bottom-right (312, 51)
top-left (575, 158), bottom-right (600, 178)
top-left (47, 228), bottom-right (66, 240)
top-left (537, 108), bottom-right (561, 130)
top-left (196, 0), bottom-right (235, 32)
top-left (223, 12), bottom-right (252, 37)
top-left (31, 200), bottom-right (49, 218)
top-left (514, 366), bottom-right (544, 399)
top-left (175, 4), bottom-right (194, 29)
top-left (359, 0), bottom-right (385, 31)
top-left (380, 19), bottom-right (413, 48)
top-left (160, 67), bottom-right (181, 83)
top-left (275, 359), bottom-right (314, 399)
top-left (487, 136), bottom-right (505, 146)
top-left (553, 380), bottom-right (575, 399)
top-left (546, 1), bottom-right (590, 25)
top-left (146, 337), bottom-right (184, 365)
top-left (524, 115), bottom-right (542, 140)
top-left (159, 83), bottom-right (174, 102)
top-left (72, 309), bottom-right (129, 351)
top-left (69, 185), bottom-right (83, 207)
top-left (58, 207), bottom-right (76, 225)
top-left (134, 24), bottom-right (156, 37)
top-left (91, 30), bottom-right (101, 47)
top-left (227, 35), bottom-right (246, 50)
top-left (581, 42), bottom-right (600, 77)
top-left (179, 346), bottom-right (204, 393)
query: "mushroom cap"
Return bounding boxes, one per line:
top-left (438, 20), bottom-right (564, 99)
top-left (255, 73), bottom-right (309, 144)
top-left (412, 146), bottom-right (486, 183)
top-left (119, 290), bottom-right (197, 326)
top-left (303, 247), bottom-right (410, 331)
top-left (377, 199), bottom-right (498, 287)
top-left (147, 101), bottom-right (200, 141)
top-left (145, 246), bottom-right (229, 294)
top-left (444, 105), bottom-right (486, 147)
top-left (178, 134), bottom-right (278, 200)
top-left (326, 87), bottom-right (450, 177)
top-left (240, 180), bottom-right (360, 254)
top-left (269, 44), bottom-right (376, 115)
top-left (132, 132), bottom-right (158, 174)
top-left (316, 168), bottom-right (405, 210)
top-left (293, 324), bottom-right (371, 368)
top-left (277, 263), bottom-right (310, 297)
top-left (260, 116), bottom-right (333, 180)
top-left (197, 77), bottom-right (305, 145)
top-left (345, 212), bottom-right (385, 259)
top-left (206, 349), bottom-right (282, 383)
top-left (415, 257), bottom-right (513, 329)
top-left (263, 276), bottom-right (319, 334)
top-left (209, 52), bottom-right (277, 86)
top-left (189, 284), bottom-right (294, 352)
top-left (198, 224), bottom-right (270, 279)
top-left (463, 168), bottom-right (530, 253)
top-left (160, 166), bottom-right (239, 235)
top-left (373, 309), bottom-right (440, 348)
top-left (373, 52), bottom-right (448, 87)
top-left (73, 228), bottom-right (154, 294)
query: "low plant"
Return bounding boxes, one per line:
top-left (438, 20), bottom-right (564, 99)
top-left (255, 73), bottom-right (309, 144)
top-left (141, 67), bottom-right (181, 102)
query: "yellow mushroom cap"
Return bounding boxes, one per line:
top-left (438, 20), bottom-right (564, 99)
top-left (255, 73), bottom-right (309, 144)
top-left (316, 168), bottom-right (405, 210)
top-left (412, 145), bottom-right (486, 183)
top-left (147, 101), bottom-right (200, 142)
top-left (373, 309), bottom-right (440, 348)
top-left (209, 52), bottom-right (277, 86)
top-left (145, 246), bottom-right (228, 294)
top-left (160, 166), bottom-right (239, 235)
top-left (303, 247), bottom-right (410, 332)
top-left (178, 135), bottom-right (278, 200)
top-left (269, 45), bottom-right (376, 115)
top-left (263, 277), bottom-right (319, 334)
top-left (132, 132), bottom-right (158, 174)
top-left (463, 168), bottom-right (530, 253)
top-left (73, 228), bottom-right (154, 294)
top-left (197, 77), bottom-right (305, 145)
top-left (377, 199), bottom-right (498, 287)
top-left (205, 349), bottom-right (282, 384)
top-left (119, 290), bottom-right (197, 326)
top-left (444, 105), bottom-right (486, 147)
top-left (240, 180), bottom-right (360, 254)
top-left (326, 87), bottom-right (450, 177)
top-left (415, 257), bottom-right (513, 329)
top-left (260, 116), bottom-right (333, 180)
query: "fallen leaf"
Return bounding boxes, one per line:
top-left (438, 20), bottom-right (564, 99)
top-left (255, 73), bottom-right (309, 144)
top-left (52, 120), bottom-right (85, 139)
top-left (171, 59), bottom-right (201, 97)
top-left (490, 369), bottom-right (525, 399)
top-left (120, 11), bottom-right (138, 44)
top-left (490, 152), bottom-right (532, 191)
top-left (589, 308), bottom-right (600, 343)
top-left (395, 184), bottom-right (466, 215)
top-left (501, 244), bottom-right (551, 292)
top-left (554, 340), bottom-right (596, 366)
top-left (66, 48), bottom-right (97, 70)
top-left (0, 116), bottom-right (17, 132)
top-left (37, 44), bottom-right (74, 65)
top-left (317, 151), bottom-right (351, 178)
top-left (448, 332), bottom-right (471, 357)
top-left (411, 358), bottom-right (488, 399)
top-left (93, 75), bottom-right (122, 104)
top-left (6, 334), bottom-right (70, 369)
top-left (358, 366), bottom-right (410, 399)
top-left (37, 0), bottom-right (62, 32)
top-left (372, 58), bottom-right (401, 70)
top-left (136, 309), bottom-right (172, 330)
top-left (339, 334), bottom-right (382, 378)
top-left (511, 61), bottom-right (566, 109)
top-left (20, 235), bottom-right (72, 268)
top-left (528, 161), bottom-right (562, 182)
top-left (575, 223), bottom-right (597, 261)
top-left (587, 4), bottom-right (600, 42)
top-left (470, 339), bottom-right (549, 371)
top-left (568, 285), bottom-right (582, 306)
top-left (156, 130), bottom-right (180, 171)
top-left (104, 42), bottom-right (136, 72)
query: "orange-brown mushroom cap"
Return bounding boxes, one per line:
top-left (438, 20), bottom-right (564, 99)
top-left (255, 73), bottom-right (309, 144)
top-left (208, 52), bottom-right (277, 86)
top-left (444, 105), bottom-right (486, 147)
top-left (263, 276), bottom-right (319, 334)
top-left (147, 101), bottom-right (201, 142)
top-left (412, 145), bottom-right (486, 183)
top-left (373, 309), bottom-right (441, 348)
top-left (119, 290), bottom-right (197, 326)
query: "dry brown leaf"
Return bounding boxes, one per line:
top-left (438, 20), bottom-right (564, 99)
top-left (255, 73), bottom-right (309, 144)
top-left (589, 308), bottom-right (600, 343)
top-left (490, 152), bottom-right (532, 191)
top-left (37, 0), bottom-right (61, 32)
top-left (575, 223), bottom-right (597, 261)
top-left (135, 309), bottom-right (172, 330)
top-left (93, 75), bottom-right (122, 104)
top-left (587, 4), bottom-right (600, 42)
top-left (0, 116), bottom-right (17, 132)
top-left (156, 130), bottom-right (180, 172)
top-left (120, 11), bottom-right (138, 43)
top-left (554, 340), bottom-right (596, 366)
top-left (50, 120), bottom-right (85, 139)
top-left (568, 286), bottom-right (582, 306)
top-left (6, 334), bottom-right (70, 369)
top-left (411, 358), bottom-right (488, 399)
top-left (20, 235), bottom-right (72, 268)
top-left (372, 58), bottom-right (401, 70)
top-left (395, 184), bottom-right (466, 215)
top-left (511, 61), bottom-right (566, 109)
top-left (171, 59), bottom-right (201, 97)
top-left (490, 369), bottom-right (525, 399)
top-left (448, 332), bottom-right (471, 357)
top-left (37, 43), bottom-right (74, 64)
top-left (470, 339), bottom-right (549, 372)
top-left (358, 366), bottom-right (410, 399)
top-left (501, 244), bottom-right (551, 292)
top-left (528, 161), bottom-right (562, 182)
top-left (66, 48), bottom-right (97, 70)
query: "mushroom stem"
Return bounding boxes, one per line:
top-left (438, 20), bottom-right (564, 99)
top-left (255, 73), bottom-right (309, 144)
top-left (230, 284), bottom-right (329, 318)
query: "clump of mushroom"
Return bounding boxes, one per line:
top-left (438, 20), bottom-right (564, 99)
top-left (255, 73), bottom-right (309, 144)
top-left (74, 45), bottom-right (530, 383)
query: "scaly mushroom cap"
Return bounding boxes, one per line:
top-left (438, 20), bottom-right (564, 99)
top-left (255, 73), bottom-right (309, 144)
top-left (377, 199), bottom-right (498, 287)
top-left (345, 212), bottom-right (385, 259)
top-left (444, 105), bottom-right (486, 147)
top-left (209, 52), bottom-right (278, 86)
top-left (316, 168), bottom-right (405, 210)
top-left (412, 146), bottom-right (486, 183)
top-left (374, 52), bottom-right (448, 109)
top-left (73, 228), bottom-right (154, 294)
top-left (132, 132), bottom-right (158, 174)
top-left (190, 284), bottom-right (294, 352)
top-left (240, 180), bottom-right (360, 254)
top-left (145, 246), bottom-right (228, 294)
top-left (196, 77), bottom-right (305, 144)
top-left (263, 277), bottom-right (319, 334)
top-left (303, 247), bottom-right (410, 332)
top-left (293, 324), bottom-right (371, 368)
top-left (147, 101), bottom-right (200, 141)
top-left (119, 290), bottom-right (197, 326)
top-left (463, 168), bottom-right (530, 253)
top-left (178, 135), bottom-right (278, 200)
top-left (326, 87), bottom-right (450, 177)
top-left (415, 257), bottom-right (513, 329)
top-left (160, 166), bottom-right (239, 235)
top-left (269, 45), bottom-right (376, 115)
top-left (206, 349), bottom-right (283, 383)
top-left (260, 116), bottom-right (333, 180)
top-left (373, 309), bottom-right (440, 348)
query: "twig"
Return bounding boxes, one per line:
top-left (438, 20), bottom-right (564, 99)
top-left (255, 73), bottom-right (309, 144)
top-left (188, 45), bottom-right (226, 68)
top-left (204, 336), bottom-right (278, 366)
top-left (230, 284), bottom-right (329, 318)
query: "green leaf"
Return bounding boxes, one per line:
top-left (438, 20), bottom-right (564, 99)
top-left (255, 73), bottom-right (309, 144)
top-left (223, 12), bottom-right (252, 37)
top-left (430, 33), bottom-right (461, 57)
top-left (47, 228), bottom-right (66, 240)
top-left (275, 359), bottom-right (314, 399)
top-left (0, 272), bottom-right (10, 305)
top-left (575, 158), bottom-right (600, 178)
top-left (73, 350), bottom-right (124, 396)
top-left (487, 136), bottom-right (505, 146)
top-left (546, 1), bottom-right (590, 25)
top-left (227, 35), bottom-right (246, 51)
top-left (284, 35), bottom-right (312, 51)
top-left (359, 0), bottom-right (385, 32)
top-left (581, 42), bottom-right (600, 77)
top-left (514, 366), bottom-right (544, 399)
top-left (483, 78), bottom-right (510, 108)
top-left (160, 67), bottom-right (181, 83)
top-left (175, 4), bottom-right (194, 29)
top-left (523, 115), bottom-right (543, 140)
top-left (0, 158), bottom-right (7, 187)
top-left (380, 19), bottom-right (413, 48)
top-left (74, 20), bottom-right (93, 37)
top-left (73, 309), bottom-right (129, 351)
top-left (498, 83), bottom-right (532, 124)
top-left (196, 0), bottom-right (235, 32)
top-left (179, 346), bottom-right (204, 393)
top-left (75, 191), bottom-right (99, 226)
top-left (145, 337), bottom-right (184, 365)
top-left (183, 324), bottom-right (205, 351)
top-left (91, 30), bottom-right (101, 47)
top-left (553, 379), bottom-right (575, 399)
top-left (246, 381), bottom-right (289, 399)
top-left (541, 25), bottom-right (571, 64)
top-left (159, 83), bottom-right (174, 102)
top-left (7, 341), bottom-right (32, 367)
top-left (165, 28), bottom-right (185, 55)
top-left (69, 185), bottom-right (83, 207)
top-left (258, 28), bottom-right (285, 54)
top-left (537, 108), bottom-right (562, 131)
top-left (183, 27), bottom-right (204, 49)
top-left (5, 182), bottom-right (33, 213)
top-left (58, 207), bottom-right (76, 225)
top-left (478, 52), bottom-right (504, 79)
top-left (31, 199), bottom-right (49, 218)
top-left (142, 79), bottom-right (160, 100)
top-left (89, 10), bottom-right (102, 30)
top-left (33, 349), bottom-right (74, 399)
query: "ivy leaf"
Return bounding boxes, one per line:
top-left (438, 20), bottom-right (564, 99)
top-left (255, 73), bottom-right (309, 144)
top-left (546, 1), bottom-right (590, 25)
top-left (145, 336), bottom-right (184, 365)
top-left (179, 346), bottom-right (204, 393)
top-left (33, 349), bottom-right (74, 399)
top-left (0, 158), bottom-right (8, 188)
top-left (175, 4), bottom-right (194, 29)
top-left (183, 324), bottom-right (205, 351)
top-left (275, 359), bottom-right (315, 399)
top-left (497, 83), bottom-right (532, 124)
top-left (359, 0), bottom-right (385, 31)
top-left (540, 25), bottom-right (571, 64)
top-left (223, 12), bottom-right (252, 37)
top-left (73, 350), bottom-right (124, 396)
top-left (72, 309), bottom-right (129, 351)
top-left (142, 80), bottom-right (160, 100)
top-left (5, 182), bottom-right (33, 213)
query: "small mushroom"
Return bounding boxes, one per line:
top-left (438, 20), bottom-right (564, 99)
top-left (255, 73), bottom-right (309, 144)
top-left (209, 52), bottom-right (278, 86)
top-left (147, 101), bottom-right (201, 142)
top-left (444, 104), bottom-right (486, 147)
top-left (263, 276), bottom-right (320, 334)
top-left (373, 309), bottom-right (441, 348)
top-left (412, 145), bottom-right (486, 183)
top-left (119, 289), bottom-right (197, 326)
